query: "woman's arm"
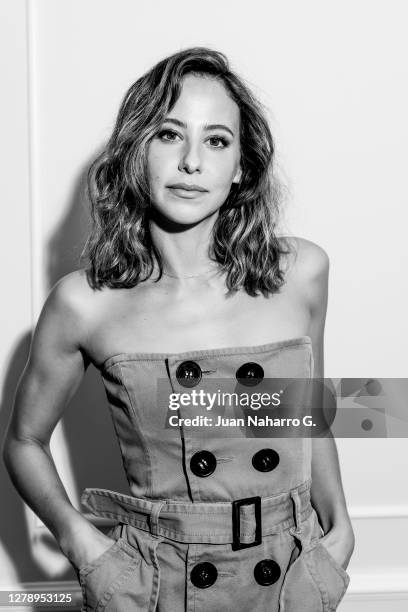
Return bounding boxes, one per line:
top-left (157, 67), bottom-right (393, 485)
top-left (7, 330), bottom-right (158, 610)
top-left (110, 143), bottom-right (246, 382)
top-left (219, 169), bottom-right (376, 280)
top-left (2, 272), bottom-right (113, 570)
top-left (294, 239), bottom-right (355, 570)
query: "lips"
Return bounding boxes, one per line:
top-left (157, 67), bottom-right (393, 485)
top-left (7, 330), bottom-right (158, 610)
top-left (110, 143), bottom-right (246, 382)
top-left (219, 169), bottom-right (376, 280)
top-left (168, 183), bottom-right (208, 192)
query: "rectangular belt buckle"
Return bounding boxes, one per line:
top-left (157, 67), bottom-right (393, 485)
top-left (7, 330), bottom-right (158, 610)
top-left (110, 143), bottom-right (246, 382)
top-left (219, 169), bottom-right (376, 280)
top-left (232, 496), bottom-right (262, 551)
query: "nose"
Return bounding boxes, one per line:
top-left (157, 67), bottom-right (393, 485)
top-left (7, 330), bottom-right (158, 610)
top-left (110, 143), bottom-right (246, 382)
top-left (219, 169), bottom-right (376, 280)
top-left (178, 140), bottom-right (202, 174)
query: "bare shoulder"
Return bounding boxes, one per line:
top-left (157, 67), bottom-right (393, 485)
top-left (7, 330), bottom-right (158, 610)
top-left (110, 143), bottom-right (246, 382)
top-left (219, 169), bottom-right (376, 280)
top-left (51, 268), bottom-right (94, 300)
top-left (280, 237), bottom-right (329, 310)
top-left (46, 269), bottom-right (95, 318)
top-left (281, 236), bottom-right (329, 276)
top-left (36, 269), bottom-right (97, 352)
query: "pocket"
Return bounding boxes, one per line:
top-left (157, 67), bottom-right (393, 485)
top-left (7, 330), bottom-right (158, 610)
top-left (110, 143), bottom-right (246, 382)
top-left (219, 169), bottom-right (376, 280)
top-left (279, 532), bottom-right (350, 612)
top-left (278, 542), bottom-right (324, 612)
top-left (315, 539), bottom-right (350, 583)
top-left (79, 537), bottom-right (142, 612)
top-left (307, 540), bottom-right (350, 610)
top-left (78, 537), bottom-right (121, 575)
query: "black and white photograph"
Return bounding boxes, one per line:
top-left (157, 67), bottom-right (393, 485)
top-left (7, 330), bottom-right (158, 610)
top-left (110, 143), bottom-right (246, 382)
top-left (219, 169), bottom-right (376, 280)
top-left (0, 1), bottom-right (407, 611)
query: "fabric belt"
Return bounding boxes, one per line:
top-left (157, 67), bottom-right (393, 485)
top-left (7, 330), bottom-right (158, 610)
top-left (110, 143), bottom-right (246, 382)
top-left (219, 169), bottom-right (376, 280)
top-left (81, 479), bottom-right (313, 546)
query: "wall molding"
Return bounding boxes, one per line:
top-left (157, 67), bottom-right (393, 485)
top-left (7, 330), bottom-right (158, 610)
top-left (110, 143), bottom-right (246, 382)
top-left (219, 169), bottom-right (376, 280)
top-left (348, 573), bottom-right (408, 595)
top-left (349, 506), bottom-right (408, 520)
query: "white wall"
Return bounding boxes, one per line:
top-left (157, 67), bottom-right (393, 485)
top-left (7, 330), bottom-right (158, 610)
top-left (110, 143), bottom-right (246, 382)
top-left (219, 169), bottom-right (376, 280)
top-left (30, 0), bottom-right (408, 372)
top-left (0, 0), bottom-right (33, 586)
top-left (0, 0), bottom-right (31, 366)
top-left (1, 0), bottom-right (407, 606)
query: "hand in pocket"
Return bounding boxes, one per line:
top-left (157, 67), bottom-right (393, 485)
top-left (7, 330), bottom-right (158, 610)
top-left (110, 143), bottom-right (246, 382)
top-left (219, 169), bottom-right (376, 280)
top-left (66, 526), bottom-right (118, 574)
top-left (318, 526), bottom-right (355, 571)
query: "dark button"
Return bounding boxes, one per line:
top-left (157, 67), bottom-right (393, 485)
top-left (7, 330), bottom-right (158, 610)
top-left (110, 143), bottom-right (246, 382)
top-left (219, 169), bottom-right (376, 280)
top-left (176, 360), bottom-right (202, 388)
top-left (190, 562), bottom-right (218, 588)
top-left (236, 362), bottom-right (264, 386)
top-left (254, 559), bottom-right (281, 586)
top-left (252, 448), bottom-right (280, 472)
top-left (190, 450), bottom-right (217, 477)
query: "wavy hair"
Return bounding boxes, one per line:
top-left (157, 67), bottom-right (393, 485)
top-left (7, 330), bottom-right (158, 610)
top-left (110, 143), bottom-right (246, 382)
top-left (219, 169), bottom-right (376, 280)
top-left (82, 47), bottom-right (290, 296)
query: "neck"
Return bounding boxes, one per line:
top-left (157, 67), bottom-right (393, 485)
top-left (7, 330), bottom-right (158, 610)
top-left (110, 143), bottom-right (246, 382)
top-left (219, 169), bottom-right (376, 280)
top-left (149, 211), bottom-right (220, 278)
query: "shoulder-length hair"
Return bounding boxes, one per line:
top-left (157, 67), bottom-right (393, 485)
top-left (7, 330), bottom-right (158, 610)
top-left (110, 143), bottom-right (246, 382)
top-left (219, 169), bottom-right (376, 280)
top-left (82, 47), bottom-right (290, 296)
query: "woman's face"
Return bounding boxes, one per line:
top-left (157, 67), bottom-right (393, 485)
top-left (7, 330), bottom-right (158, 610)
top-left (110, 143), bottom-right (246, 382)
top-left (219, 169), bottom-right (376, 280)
top-left (147, 74), bottom-right (242, 226)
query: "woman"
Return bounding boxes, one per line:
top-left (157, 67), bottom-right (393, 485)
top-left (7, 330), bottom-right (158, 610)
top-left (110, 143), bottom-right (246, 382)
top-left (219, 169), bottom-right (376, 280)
top-left (3, 47), bottom-right (355, 611)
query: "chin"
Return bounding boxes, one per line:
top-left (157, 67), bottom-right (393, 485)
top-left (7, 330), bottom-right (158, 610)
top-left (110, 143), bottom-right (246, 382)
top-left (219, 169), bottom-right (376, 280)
top-left (153, 202), bottom-right (220, 228)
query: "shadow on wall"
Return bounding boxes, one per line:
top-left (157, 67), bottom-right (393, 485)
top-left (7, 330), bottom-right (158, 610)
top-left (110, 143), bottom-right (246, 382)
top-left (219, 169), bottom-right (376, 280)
top-left (0, 159), bottom-right (129, 584)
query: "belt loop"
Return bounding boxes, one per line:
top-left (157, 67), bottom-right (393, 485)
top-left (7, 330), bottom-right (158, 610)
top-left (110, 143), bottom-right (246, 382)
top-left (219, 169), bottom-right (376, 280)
top-left (149, 501), bottom-right (165, 536)
top-left (289, 488), bottom-right (303, 536)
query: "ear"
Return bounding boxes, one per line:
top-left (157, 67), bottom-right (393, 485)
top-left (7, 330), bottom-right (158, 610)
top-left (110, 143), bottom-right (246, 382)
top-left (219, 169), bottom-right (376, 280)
top-left (232, 164), bottom-right (242, 184)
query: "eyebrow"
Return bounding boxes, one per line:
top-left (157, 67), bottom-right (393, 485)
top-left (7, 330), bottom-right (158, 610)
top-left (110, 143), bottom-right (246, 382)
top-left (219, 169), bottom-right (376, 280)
top-left (162, 117), bottom-right (235, 138)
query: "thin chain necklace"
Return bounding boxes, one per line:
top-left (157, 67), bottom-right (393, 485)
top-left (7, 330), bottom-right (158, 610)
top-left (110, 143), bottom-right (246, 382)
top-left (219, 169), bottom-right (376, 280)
top-left (162, 269), bottom-right (220, 280)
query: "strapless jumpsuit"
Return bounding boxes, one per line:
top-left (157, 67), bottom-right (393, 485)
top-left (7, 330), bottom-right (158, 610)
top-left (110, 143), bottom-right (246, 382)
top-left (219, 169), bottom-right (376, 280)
top-left (77, 336), bottom-right (350, 611)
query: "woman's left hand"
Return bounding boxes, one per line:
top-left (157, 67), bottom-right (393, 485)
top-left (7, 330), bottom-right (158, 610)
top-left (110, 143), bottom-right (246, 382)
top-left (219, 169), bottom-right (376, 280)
top-left (318, 524), bottom-right (355, 570)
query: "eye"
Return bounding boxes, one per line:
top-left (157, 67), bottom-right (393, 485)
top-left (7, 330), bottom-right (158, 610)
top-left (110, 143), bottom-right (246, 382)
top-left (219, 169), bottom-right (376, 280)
top-left (207, 136), bottom-right (230, 148)
top-left (157, 129), bottom-right (180, 142)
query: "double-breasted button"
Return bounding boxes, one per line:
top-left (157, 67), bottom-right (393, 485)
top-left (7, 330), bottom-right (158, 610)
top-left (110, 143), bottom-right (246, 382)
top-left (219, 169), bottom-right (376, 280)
top-left (190, 450), bottom-right (217, 477)
top-left (176, 360), bottom-right (202, 387)
top-left (190, 562), bottom-right (218, 588)
top-left (254, 559), bottom-right (281, 586)
top-left (252, 448), bottom-right (280, 472)
top-left (236, 362), bottom-right (264, 386)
